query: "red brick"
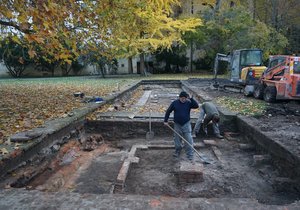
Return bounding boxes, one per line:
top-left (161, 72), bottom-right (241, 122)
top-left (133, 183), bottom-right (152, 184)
top-left (178, 161), bottom-right (204, 183)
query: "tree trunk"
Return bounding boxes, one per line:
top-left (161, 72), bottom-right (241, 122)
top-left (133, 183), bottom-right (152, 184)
top-left (128, 57), bottom-right (133, 74)
top-left (140, 53), bottom-right (146, 76)
top-left (99, 66), bottom-right (105, 78)
top-left (189, 40), bottom-right (193, 73)
top-left (16, 66), bottom-right (25, 77)
top-left (271, 0), bottom-right (279, 31)
top-left (165, 61), bottom-right (171, 73)
top-left (51, 68), bottom-right (55, 77)
top-left (2, 48), bottom-right (25, 77)
top-left (61, 63), bottom-right (72, 76)
top-left (176, 64), bottom-right (180, 73)
top-left (253, 0), bottom-right (256, 20)
top-left (4, 63), bottom-right (17, 77)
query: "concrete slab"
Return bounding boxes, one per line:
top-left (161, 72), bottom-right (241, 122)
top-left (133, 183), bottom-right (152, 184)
top-left (136, 90), bottom-right (151, 106)
top-left (203, 139), bottom-right (218, 146)
top-left (212, 146), bottom-right (223, 163)
top-left (10, 130), bottom-right (43, 143)
top-left (239, 143), bottom-right (255, 151)
top-left (116, 160), bottom-right (130, 184)
top-left (129, 144), bottom-right (148, 156)
top-left (115, 144), bottom-right (147, 192)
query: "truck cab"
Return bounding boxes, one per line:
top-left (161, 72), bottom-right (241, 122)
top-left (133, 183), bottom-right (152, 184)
top-left (254, 55), bottom-right (300, 102)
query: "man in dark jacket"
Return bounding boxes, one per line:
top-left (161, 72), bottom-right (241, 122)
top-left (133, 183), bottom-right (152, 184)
top-left (164, 91), bottom-right (199, 161)
top-left (192, 102), bottom-right (223, 139)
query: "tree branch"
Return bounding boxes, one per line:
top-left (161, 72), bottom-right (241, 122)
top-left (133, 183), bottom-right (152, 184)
top-left (0, 20), bottom-right (32, 34)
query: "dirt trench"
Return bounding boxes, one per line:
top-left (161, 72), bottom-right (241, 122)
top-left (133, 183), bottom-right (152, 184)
top-left (1, 81), bottom-right (299, 207)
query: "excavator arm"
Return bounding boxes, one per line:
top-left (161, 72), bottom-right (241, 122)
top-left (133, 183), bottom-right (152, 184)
top-left (213, 53), bottom-right (231, 80)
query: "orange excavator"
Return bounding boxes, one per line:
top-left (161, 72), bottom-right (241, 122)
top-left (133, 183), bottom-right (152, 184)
top-left (253, 55), bottom-right (300, 102)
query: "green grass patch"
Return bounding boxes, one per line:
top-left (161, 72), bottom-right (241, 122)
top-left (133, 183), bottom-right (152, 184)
top-left (216, 96), bottom-right (267, 116)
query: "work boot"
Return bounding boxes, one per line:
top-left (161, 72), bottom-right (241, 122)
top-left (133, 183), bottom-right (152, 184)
top-left (215, 134), bottom-right (224, 139)
top-left (173, 152), bottom-right (179, 158)
top-left (188, 157), bottom-right (195, 164)
top-left (173, 150), bottom-right (181, 158)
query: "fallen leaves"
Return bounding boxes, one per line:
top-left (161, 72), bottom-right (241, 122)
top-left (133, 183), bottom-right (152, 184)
top-left (216, 97), bottom-right (267, 116)
top-left (87, 86), bottom-right (144, 119)
top-left (0, 148), bottom-right (9, 155)
top-left (0, 77), bottom-right (136, 144)
top-left (87, 85), bottom-right (174, 120)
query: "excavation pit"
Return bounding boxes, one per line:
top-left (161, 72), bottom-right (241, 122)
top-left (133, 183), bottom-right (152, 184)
top-left (0, 81), bottom-right (299, 208)
top-left (4, 133), bottom-right (299, 205)
top-left (119, 140), bottom-right (299, 205)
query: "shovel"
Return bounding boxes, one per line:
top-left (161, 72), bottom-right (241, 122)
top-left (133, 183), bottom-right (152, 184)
top-left (146, 109), bottom-right (154, 140)
top-left (165, 124), bottom-right (212, 164)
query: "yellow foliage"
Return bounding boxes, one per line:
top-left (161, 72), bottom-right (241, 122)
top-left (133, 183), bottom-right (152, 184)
top-left (0, 0), bottom-right (201, 62)
top-left (11, 36), bottom-right (21, 45)
top-left (107, 0), bottom-right (202, 57)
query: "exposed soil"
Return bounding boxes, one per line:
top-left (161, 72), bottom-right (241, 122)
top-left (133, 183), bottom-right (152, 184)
top-left (85, 80), bottom-right (299, 205)
top-left (2, 135), bottom-right (122, 194)
top-left (1, 80), bottom-right (299, 207)
top-left (187, 78), bottom-right (300, 156)
top-left (125, 138), bottom-right (299, 205)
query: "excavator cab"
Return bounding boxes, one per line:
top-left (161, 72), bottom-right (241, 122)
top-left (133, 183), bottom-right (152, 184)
top-left (230, 49), bottom-right (264, 83)
top-left (213, 49), bottom-right (266, 95)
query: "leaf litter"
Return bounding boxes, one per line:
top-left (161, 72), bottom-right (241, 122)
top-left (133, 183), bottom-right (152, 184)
top-left (0, 77), bottom-right (136, 144)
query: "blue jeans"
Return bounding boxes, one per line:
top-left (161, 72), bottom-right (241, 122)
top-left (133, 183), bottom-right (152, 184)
top-left (174, 121), bottom-right (194, 160)
top-left (193, 108), bottom-right (220, 135)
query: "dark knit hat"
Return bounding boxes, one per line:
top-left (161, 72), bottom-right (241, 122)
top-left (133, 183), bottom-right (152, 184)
top-left (179, 91), bottom-right (189, 98)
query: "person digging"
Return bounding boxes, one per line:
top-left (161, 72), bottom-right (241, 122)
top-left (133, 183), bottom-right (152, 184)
top-left (192, 102), bottom-right (223, 139)
top-left (164, 91), bottom-right (199, 162)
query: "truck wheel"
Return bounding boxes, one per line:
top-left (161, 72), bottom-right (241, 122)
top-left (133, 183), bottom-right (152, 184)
top-left (263, 86), bottom-right (277, 102)
top-left (253, 84), bottom-right (264, 99)
top-left (244, 89), bottom-right (251, 97)
top-left (243, 85), bottom-right (254, 97)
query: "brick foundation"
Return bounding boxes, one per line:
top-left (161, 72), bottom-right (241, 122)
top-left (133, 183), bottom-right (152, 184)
top-left (178, 161), bottom-right (204, 184)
